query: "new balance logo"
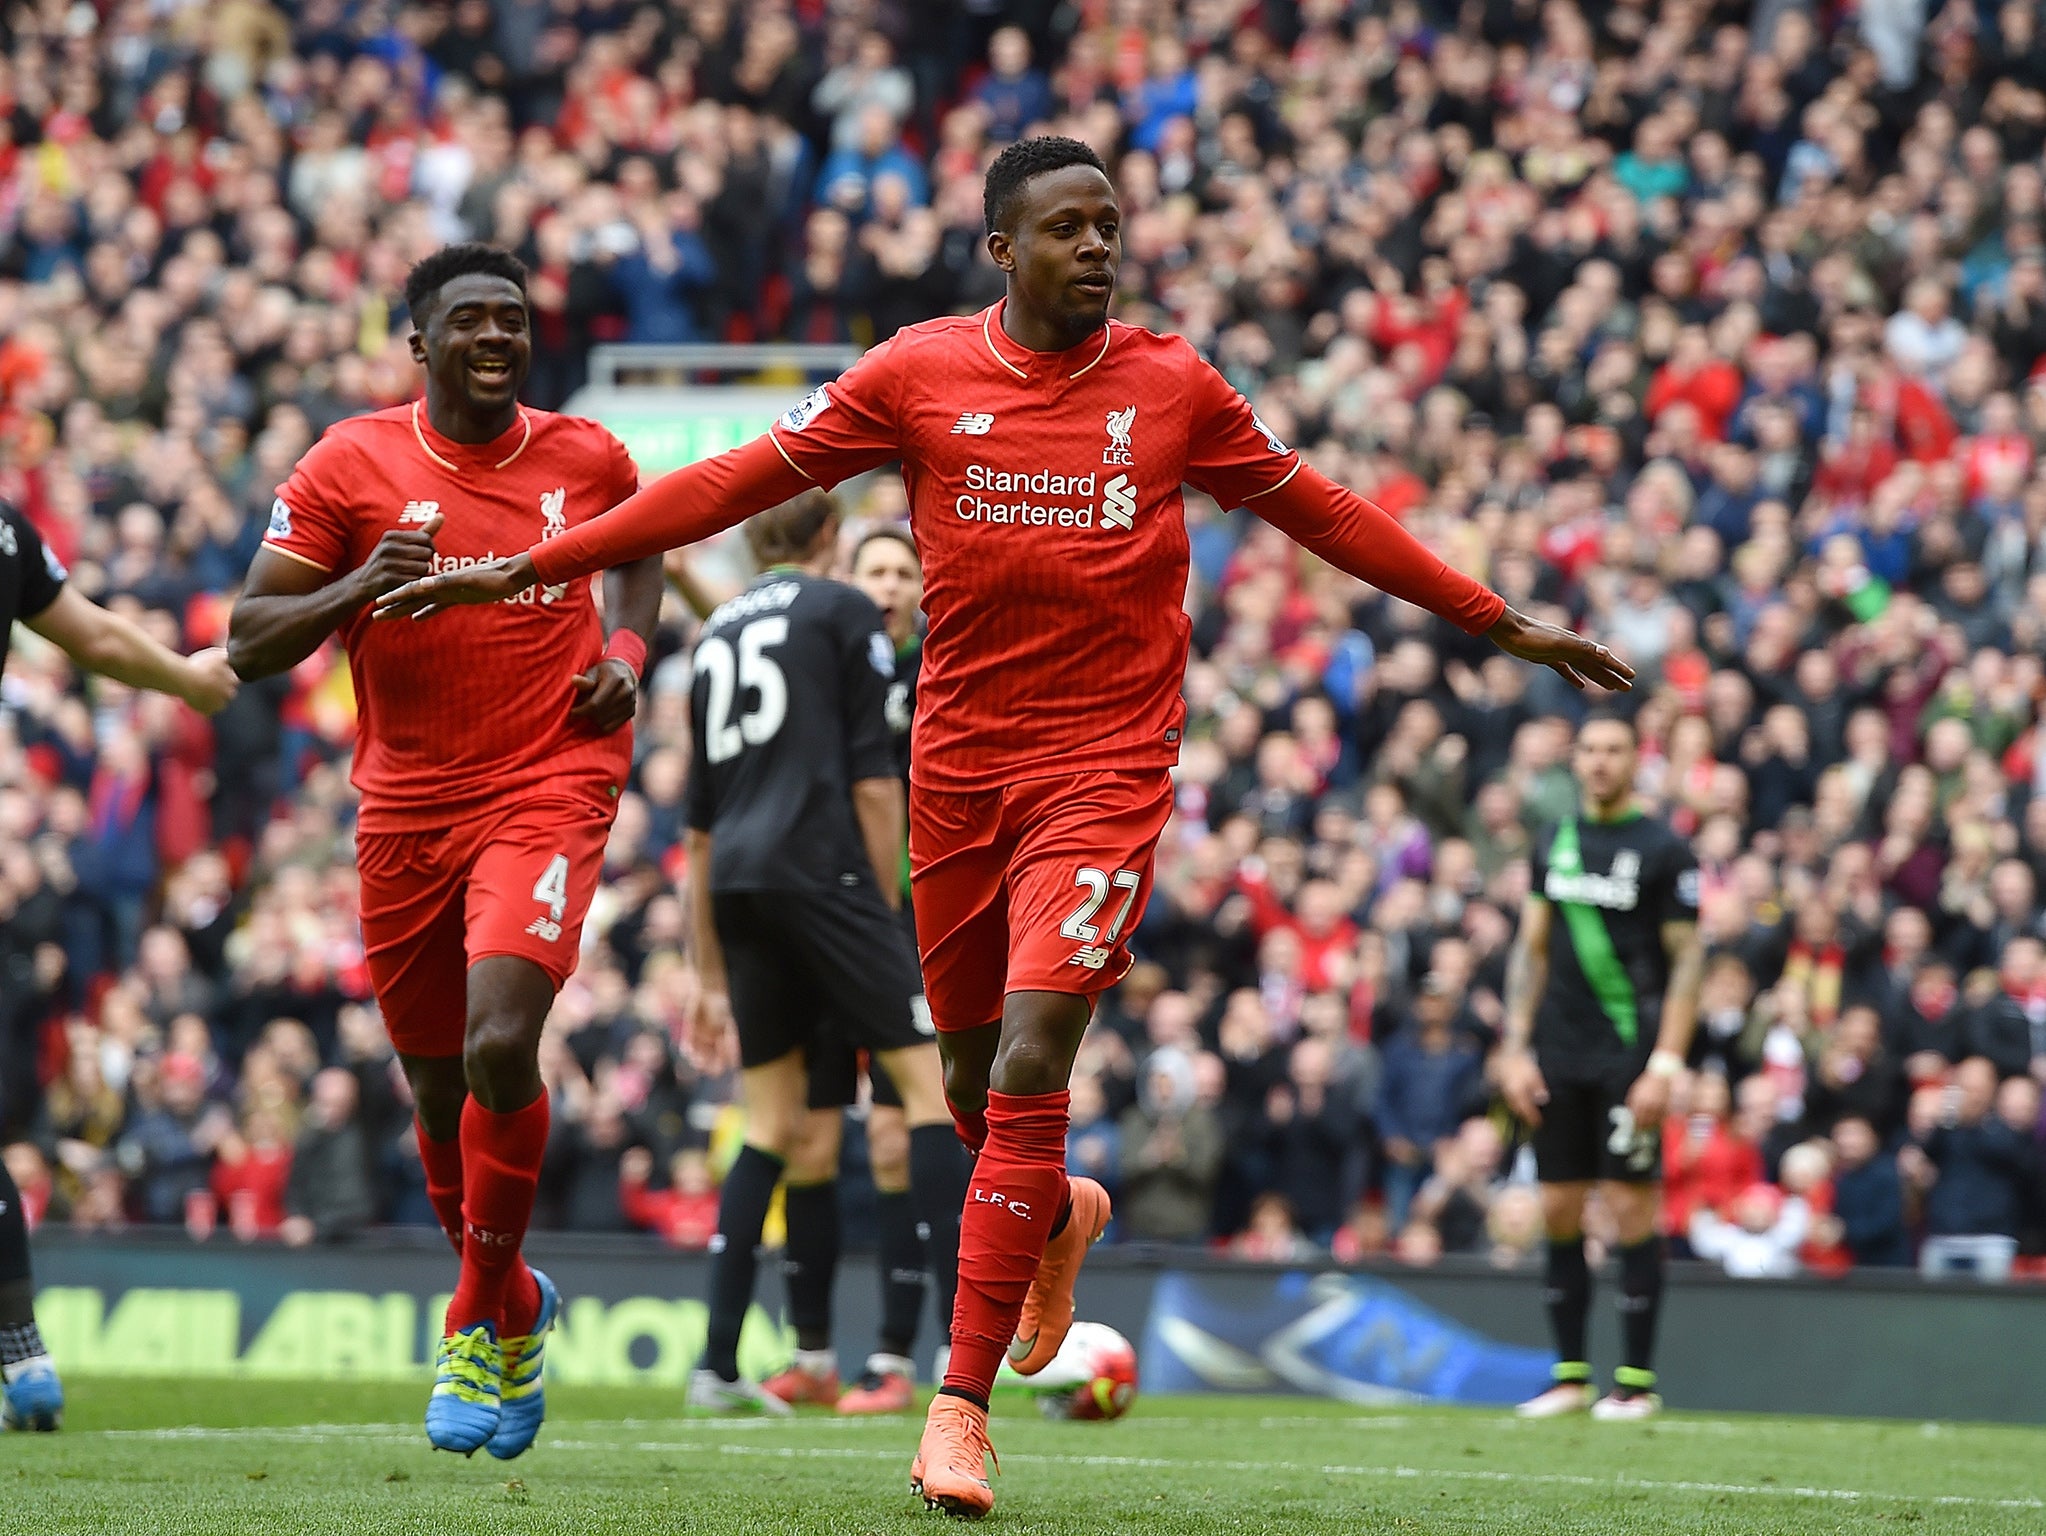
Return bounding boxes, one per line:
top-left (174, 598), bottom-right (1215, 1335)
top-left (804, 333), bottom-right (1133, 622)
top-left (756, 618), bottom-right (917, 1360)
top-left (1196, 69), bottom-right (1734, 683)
top-left (399, 500), bottom-right (440, 524)
top-left (973, 1189), bottom-right (1034, 1220)
top-left (1069, 944), bottom-right (1113, 970)
top-left (525, 918), bottom-right (562, 942)
top-left (1101, 474), bottom-right (1137, 531)
top-left (950, 412), bottom-right (995, 435)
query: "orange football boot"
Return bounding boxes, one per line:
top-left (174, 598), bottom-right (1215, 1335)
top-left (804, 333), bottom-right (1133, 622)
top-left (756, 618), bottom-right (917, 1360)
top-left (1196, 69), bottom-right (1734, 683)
top-left (760, 1360), bottom-right (841, 1408)
top-left (1007, 1175), bottom-right (1111, 1375)
top-left (910, 1394), bottom-right (997, 1518)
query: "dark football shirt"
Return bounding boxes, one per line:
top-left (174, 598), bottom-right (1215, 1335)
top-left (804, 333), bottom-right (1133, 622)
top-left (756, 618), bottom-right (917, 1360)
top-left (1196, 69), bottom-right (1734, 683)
top-left (0, 503), bottom-right (67, 675)
top-left (685, 569), bottom-right (899, 894)
top-left (1528, 811), bottom-right (1700, 1073)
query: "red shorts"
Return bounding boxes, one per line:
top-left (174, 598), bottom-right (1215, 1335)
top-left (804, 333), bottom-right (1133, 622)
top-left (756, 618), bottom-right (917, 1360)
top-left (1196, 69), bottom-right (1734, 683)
top-left (909, 768), bottom-right (1175, 1033)
top-left (357, 785), bottom-right (615, 1058)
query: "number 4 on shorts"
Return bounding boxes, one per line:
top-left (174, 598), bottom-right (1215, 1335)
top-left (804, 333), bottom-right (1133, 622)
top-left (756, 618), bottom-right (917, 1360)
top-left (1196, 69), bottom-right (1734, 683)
top-left (532, 854), bottom-right (570, 922)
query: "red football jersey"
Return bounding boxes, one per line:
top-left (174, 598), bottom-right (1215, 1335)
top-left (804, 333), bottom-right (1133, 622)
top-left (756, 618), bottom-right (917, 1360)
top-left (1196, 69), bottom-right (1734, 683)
top-left (764, 304), bottom-right (1302, 791)
top-left (266, 403), bottom-right (641, 831)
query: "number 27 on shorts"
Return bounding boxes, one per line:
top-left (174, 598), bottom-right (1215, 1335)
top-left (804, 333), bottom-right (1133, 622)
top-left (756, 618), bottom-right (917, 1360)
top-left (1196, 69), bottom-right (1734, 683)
top-left (1061, 867), bottom-right (1140, 972)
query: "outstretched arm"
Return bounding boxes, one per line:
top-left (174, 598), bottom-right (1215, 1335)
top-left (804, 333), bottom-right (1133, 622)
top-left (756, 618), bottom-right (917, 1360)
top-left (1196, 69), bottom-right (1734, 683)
top-left (376, 436), bottom-right (810, 619)
top-left (1250, 465), bottom-right (1634, 693)
top-left (27, 587), bottom-right (239, 713)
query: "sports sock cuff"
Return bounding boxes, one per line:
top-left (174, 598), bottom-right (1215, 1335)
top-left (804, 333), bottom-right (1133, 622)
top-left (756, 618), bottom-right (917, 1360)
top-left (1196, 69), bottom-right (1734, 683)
top-left (936, 1383), bottom-right (989, 1412)
top-left (983, 1089), bottom-right (1072, 1163)
top-left (463, 1091), bottom-right (550, 1165)
top-left (0, 1321), bottom-right (48, 1369)
top-left (1551, 1360), bottom-right (1592, 1384)
top-left (950, 1101), bottom-right (989, 1152)
top-left (0, 1280), bottom-right (35, 1327)
top-left (1614, 1365), bottom-right (1657, 1390)
top-left (1047, 1187), bottom-right (1075, 1242)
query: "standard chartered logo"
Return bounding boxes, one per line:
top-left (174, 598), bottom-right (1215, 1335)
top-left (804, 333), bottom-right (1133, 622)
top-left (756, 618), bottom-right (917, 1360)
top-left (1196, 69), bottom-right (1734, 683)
top-left (955, 464), bottom-right (1141, 532)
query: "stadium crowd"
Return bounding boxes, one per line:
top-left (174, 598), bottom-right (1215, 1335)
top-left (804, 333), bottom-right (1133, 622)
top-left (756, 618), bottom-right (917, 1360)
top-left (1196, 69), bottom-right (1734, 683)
top-left (3, 0), bottom-right (2046, 1280)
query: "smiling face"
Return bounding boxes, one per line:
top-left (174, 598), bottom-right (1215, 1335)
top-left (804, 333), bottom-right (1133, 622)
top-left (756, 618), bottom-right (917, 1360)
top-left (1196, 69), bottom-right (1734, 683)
top-left (988, 163), bottom-right (1121, 346)
top-left (410, 270), bottom-right (531, 422)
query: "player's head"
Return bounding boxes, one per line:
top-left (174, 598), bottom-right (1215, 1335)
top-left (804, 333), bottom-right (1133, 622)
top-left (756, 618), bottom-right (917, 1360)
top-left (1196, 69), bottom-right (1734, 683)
top-left (983, 136), bottom-right (1118, 341)
top-left (745, 490), bottom-right (840, 572)
top-left (1572, 711), bottom-right (1639, 814)
top-left (405, 243), bottom-right (531, 417)
top-left (851, 525), bottom-right (921, 644)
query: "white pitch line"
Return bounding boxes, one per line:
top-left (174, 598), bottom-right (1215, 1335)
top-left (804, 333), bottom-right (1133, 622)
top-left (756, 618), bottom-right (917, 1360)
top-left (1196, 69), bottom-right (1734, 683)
top-left (95, 1420), bottom-right (2046, 1512)
top-left (533, 1435), bottom-right (2046, 1512)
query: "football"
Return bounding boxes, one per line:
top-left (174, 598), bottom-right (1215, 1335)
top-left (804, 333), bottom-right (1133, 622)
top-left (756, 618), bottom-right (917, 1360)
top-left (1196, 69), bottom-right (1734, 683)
top-left (1031, 1322), bottom-right (1140, 1421)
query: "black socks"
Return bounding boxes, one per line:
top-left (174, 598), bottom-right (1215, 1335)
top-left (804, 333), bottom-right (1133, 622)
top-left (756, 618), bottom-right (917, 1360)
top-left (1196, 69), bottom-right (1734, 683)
top-left (704, 1145), bottom-right (785, 1380)
top-left (1615, 1236), bottom-right (1665, 1384)
top-left (781, 1180), bottom-right (841, 1353)
top-left (907, 1123), bottom-right (970, 1345)
top-left (875, 1188), bottom-right (926, 1358)
top-left (1543, 1237), bottom-right (1591, 1369)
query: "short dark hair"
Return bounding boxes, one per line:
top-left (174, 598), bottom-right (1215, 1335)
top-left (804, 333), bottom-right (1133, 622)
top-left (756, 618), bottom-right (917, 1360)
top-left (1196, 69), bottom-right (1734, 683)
top-left (745, 490), bottom-right (839, 567)
top-left (852, 524), bottom-right (918, 569)
top-left (983, 135), bottom-right (1109, 235)
top-left (404, 243), bottom-right (528, 327)
top-left (1577, 709), bottom-right (1638, 745)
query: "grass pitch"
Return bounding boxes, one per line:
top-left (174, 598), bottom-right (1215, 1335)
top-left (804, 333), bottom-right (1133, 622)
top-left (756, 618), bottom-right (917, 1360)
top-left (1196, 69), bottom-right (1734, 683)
top-left (9, 1378), bottom-right (2044, 1535)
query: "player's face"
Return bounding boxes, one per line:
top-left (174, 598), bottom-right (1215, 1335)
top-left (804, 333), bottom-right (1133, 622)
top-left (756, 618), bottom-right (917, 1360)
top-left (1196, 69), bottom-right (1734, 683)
top-left (852, 539), bottom-right (922, 644)
top-left (993, 165), bottom-right (1121, 340)
top-left (1572, 720), bottom-right (1639, 808)
top-left (416, 273), bottom-right (532, 417)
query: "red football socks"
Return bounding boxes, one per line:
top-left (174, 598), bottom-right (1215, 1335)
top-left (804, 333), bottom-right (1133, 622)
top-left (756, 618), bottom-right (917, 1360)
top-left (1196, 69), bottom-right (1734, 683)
top-left (446, 1093), bottom-right (548, 1337)
top-left (415, 1117), bottom-right (464, 1255)
top-left (951, 1100), bottom-right (989, 1153)
top-left (943, 1089), bottom-right (1071, 1403)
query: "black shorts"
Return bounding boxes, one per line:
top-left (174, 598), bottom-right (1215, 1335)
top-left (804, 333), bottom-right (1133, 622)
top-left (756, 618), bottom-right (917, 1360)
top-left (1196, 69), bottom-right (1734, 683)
top-left (1529, 1059), bottom-right (1661, 1185)
top-left (713, 885), bottom-right (927, 1073)
top-left (807, 902), bottom-right (927, 1110)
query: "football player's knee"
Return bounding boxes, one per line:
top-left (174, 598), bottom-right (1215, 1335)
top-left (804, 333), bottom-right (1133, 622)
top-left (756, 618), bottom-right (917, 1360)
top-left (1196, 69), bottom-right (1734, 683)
top-left (462, 1011), bottom-right (538, 1096)
top-left (403, 1056), bottom-right (467, 1139)
top-left (989, 1032), bottom-right (1073, 1097)
top-left (883, 1045), bottom-right (949, 1126)
top-left (941, 1049), bottom-right (988, 1113)
top-left (785, 1111), bottom-right (842, 1183)
top-left (1540, 1182), bottom-right (1590, 1235)
top-left (868, 1110), bottom-right (910, 1189)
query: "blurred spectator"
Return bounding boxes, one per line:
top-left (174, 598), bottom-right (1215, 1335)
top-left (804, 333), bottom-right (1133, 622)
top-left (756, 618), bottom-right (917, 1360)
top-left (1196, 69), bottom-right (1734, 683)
top-left (279, 1068), bottom-right (373, 1247)
top-left (619, 1146), bottom-right (719, 1250)
top-left (115, 1054), bottom-right (230, 1224)
top-left (1662, 1071), bottom-right (1761, 1253)
top-left (1374, 976), bottom-right (1482, 1229)
top-left (1118, 1047), bottom-right (1222, 1243)
top-left (1830, 1115), bottom-right (1911, 1268)
top-left (1228, 1192), bottom-right (1321, 1263)
top-left (1690, 1182), bottom-right (1811, 1278)
top-left (1255, 1036), bottom-right (1360, 1244)
top-left (208, 1107), bottom-right (292, 1239)
top-left (1905, 1061), bottom-right (2036, 1275)
top-left (1066, 1071), bottom-right (1121, 1205)
top-left (975, 29), bottom-right (1052, 144)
